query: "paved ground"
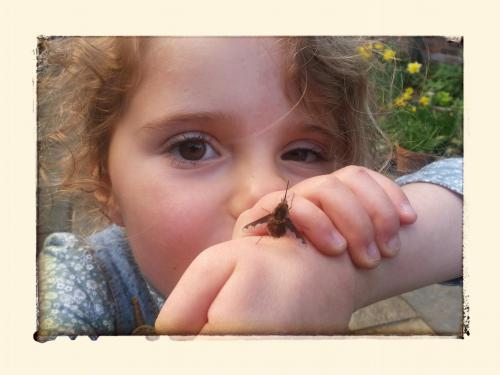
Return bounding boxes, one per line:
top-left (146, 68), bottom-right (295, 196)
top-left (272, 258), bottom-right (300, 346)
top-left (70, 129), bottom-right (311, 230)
top-left (348, 283), bottom-right (464, 336)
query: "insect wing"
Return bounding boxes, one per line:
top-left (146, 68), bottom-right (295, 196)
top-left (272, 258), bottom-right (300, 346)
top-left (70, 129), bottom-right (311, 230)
top-left (243, 213), bottom-right (273, 230)
top-left (285, 218), bottom-right (306, 244)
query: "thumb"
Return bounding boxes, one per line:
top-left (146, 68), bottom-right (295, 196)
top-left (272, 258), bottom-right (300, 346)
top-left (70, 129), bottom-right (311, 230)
top-left (155, 242), bottom-right (237, 335)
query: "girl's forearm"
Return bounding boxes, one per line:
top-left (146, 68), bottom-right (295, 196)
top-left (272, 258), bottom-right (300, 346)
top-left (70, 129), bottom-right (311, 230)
top-left (353, 182), bottom-right (463, 309)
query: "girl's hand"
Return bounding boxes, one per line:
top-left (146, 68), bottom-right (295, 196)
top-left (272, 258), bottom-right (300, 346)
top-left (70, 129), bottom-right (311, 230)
top-left (154, 179), bottom-right (462, 336)
top-left (155, 236), bottom-right (358, 335)
top-left (238, 166), bottom-right (417, 269)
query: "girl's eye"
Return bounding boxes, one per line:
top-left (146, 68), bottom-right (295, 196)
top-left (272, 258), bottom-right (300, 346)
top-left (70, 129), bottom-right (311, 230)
top-left (281, 147), bottom-right (326, 163)
top-left (178, 140), bottom-right (207, 160)
top-left (165, 132), bottom-right (220, 167)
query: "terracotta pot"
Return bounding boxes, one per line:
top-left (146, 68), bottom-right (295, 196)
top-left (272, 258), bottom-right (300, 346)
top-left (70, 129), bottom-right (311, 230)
top-left (395, 145), bottom-right (439, 174)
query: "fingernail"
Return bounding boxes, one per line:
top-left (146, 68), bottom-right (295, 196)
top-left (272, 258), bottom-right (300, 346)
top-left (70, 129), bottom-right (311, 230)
top-left (400, 201), bottom-right (416, 216)
top-left (331, 232), bottom-right (346, 251)
top-left (366, 242), bottom-right (380, 261)
top-left (384, 235), bottom-right (401, 256)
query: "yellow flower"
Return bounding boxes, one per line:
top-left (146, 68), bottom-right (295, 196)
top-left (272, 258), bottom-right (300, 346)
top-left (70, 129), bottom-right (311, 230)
top-left (410, 106), bottom-right (417, 112)
top-left (374, 42), bottom-right (384, 50)
top-left (419, 96), bottom-right (430, 106)
top-left (383, 48), bottom-right (396, 61)
top-left (402, 87), bottom-right (414, 100)
top-left (394, 96), bottom-right (407, 107)
top-left (357, 45), bottom-right (372, 60)
top-left (407, 62), bottom-right (422, 74)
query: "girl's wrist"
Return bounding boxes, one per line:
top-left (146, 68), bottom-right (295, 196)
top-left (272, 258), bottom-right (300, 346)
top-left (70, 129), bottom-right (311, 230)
top-left (351, 182), bottom-right (463, 310)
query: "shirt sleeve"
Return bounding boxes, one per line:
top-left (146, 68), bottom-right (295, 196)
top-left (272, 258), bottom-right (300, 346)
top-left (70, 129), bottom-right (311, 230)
top-left (37, 233), bottom-right (116, 340)
top-left (395, 157), bottom-right (463, 286)
top-left (395, 157), bottom-right (463, 196)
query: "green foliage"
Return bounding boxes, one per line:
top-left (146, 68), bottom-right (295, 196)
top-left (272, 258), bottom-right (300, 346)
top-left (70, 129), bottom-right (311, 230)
top-left (363, 39), bottom-right (463, 156)
top-left (381, 106), bottom-right (463, 155)
top-left (423, 63), bottom-right (463, 98)
top-left (434, 91), bottom-right (453, 106)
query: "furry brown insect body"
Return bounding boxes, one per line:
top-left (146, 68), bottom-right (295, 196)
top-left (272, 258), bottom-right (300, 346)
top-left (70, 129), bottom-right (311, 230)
top-left (266, 200), bottom-right (290, 238)
top-left (243, 182), bottom-right (305, 243)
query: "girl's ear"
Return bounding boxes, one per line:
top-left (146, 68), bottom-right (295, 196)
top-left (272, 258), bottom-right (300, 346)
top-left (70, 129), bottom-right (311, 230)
top-left (94, 167), bottom-right (125, 226)
top-left (94, 186), bottom-right (125, 227)
top-left (106, 193), bottom-right (125, 226)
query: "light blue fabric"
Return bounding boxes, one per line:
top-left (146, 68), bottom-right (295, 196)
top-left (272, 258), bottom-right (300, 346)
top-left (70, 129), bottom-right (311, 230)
top-left (37, 158), bottom-right (463, 339)
top-left (395, 157), bottom-right (463, 196)
top-left (37, 227), bottom-right (165, 341)
top-left (89, 226), bottom-right (164, 333)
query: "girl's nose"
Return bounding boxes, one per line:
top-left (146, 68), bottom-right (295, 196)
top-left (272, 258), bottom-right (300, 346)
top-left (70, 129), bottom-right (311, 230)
top-left (227, 165), bottom-right (287, 220)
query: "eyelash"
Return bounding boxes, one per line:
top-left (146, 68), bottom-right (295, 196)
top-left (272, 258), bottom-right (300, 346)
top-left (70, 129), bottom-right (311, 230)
top-left (163, 132), bottom-right (330, 169)
top-left (163, 132), bottom-right (220, 169)
top-left (281, 147), bottom-right (328, 163)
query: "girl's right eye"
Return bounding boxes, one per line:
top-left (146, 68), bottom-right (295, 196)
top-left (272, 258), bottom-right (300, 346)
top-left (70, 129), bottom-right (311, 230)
top-left (164, 132), bottom-right (220, 168)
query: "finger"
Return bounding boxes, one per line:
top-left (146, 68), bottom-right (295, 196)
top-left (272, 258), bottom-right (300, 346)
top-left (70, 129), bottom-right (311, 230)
top-left (293, 176), bottom-right (381, 268)
top-left (154, 242), bottom-right (236, 335)
top-left (234, 192), bottom-right (347, 256)
top-left (363, 169), bottom-right (418, 224)
top-left (336, 168), bottom-right (402, 258)
top-left (287, 195), bottom-right (347, 255)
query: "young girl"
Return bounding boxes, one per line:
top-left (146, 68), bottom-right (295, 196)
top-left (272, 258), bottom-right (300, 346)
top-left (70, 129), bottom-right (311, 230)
top-left (37, 37), bottom-right (463, 338)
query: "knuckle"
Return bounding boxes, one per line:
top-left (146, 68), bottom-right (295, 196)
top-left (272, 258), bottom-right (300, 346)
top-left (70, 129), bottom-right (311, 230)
top-left (192, 243), bottom-right (230, 272)
top-left (190, 250), bottom-right (215, 274)
top-left (351, 166), bottom-right (370, 180)
top-left (319, 174), bottom-right (341, 190)
top-left (337, 165), bottom-right (366, 178)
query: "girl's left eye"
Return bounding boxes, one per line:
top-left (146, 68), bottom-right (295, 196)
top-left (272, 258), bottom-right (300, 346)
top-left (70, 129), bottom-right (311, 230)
top-left (281, 145), bottom-right (327, 163)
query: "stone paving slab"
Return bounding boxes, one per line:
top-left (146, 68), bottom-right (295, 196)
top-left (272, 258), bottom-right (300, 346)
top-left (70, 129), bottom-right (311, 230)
top-left (348, 296), bottom-right (418, 331)
top-left (348, 283), bottom-right (463, 336)
top-left (401, 284), bottom-right (463, 335)
top-left (350, 318), bottom-right (434, 335)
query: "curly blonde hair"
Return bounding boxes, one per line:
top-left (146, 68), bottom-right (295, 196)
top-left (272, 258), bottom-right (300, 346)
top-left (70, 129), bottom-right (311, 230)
top-left (38, 36), bottom-right (391, 233)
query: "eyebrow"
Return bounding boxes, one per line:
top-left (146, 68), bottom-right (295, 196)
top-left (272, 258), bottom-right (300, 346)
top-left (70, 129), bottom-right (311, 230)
top-left (139, 110), bottom-right (237, 133)
top-left (138, 109), bottom-right (338, 141)
top-left (297, 123), bottom-right (337, 137)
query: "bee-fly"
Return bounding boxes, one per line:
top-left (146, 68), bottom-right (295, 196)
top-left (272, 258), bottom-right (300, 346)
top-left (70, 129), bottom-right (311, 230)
top-left (243, 181), bottom-right (305, 244)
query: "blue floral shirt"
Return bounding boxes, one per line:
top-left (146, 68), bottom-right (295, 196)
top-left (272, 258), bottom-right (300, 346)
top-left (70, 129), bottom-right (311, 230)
top-left (36, 158), bottom-right (463, 340)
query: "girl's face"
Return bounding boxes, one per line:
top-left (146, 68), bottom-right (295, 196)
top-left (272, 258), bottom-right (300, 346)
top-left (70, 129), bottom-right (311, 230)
top-left (108, 38), bottom-right (337, 295)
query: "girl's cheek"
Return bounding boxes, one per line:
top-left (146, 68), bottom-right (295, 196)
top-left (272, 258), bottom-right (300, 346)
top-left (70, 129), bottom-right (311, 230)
top-left (128, 197), bottom-right (226, 257)
top-left (126, 223), bottom-right (208, 295)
